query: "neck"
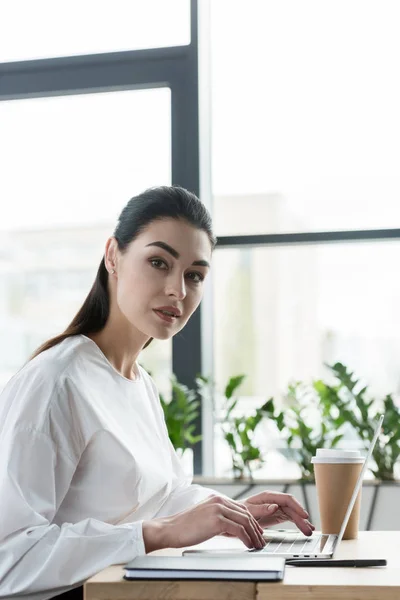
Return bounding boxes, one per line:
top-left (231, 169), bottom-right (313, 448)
top-left (87, 313), bottom-right (149, 380)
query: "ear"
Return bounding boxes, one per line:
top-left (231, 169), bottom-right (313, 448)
top-left (104, 237), bottom-right (118, 274)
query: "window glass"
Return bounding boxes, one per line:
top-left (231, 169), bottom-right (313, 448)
top-left (212, 242), bottom-right (400, 475)
top-left (0, 0), bottom-right (190, 62)
top-left (0, 88), bottom-right (172, 394)
top-left (211, 1), bottom-right (400, 234)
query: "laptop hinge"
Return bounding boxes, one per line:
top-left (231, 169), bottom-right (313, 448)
top-left (323, 535), bottom-right (338, 556)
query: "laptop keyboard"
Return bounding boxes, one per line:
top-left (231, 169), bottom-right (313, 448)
top-left (250, 533), bottom-right (329, 555)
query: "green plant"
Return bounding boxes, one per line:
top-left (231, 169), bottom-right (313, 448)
top-left (274, 382), bottom-right (344, 481)
top-left (159, 376), bottom-right (202, 454)
top-left (316, 363), bottom-right (400, 481)
top-left (221, 375), bottom-right (275, 479)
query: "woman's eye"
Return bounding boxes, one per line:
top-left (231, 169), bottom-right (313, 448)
top-left (150, 258), bottom-right (168, 269)
top-left (187, 271), bottom-right (204, 283)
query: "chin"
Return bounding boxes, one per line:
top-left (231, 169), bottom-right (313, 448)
top-left (152, 322), bottom-right (186, 341)
top-left (152, 330), bottom-right (173, 341)
top-left (146, 324), bottom-right (176, 340)
top-left (145, 314), bottom-right (187, 341)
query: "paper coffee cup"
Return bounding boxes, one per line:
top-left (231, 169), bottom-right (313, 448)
top-left (311, 449), bottom-right (364, 539)
top-left (312, 449), bottom-right (364, 463)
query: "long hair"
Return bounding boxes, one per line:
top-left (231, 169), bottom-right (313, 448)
top-left (31, 186), bottom-right (216, 359)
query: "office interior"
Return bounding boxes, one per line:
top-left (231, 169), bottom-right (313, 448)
top-left (1, 0), bottom-right (400, 533)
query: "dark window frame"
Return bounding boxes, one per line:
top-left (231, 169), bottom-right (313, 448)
top-left (2, 1), bottom-right (400, 475)
top-left (0, 1), bottom-right (205, 470)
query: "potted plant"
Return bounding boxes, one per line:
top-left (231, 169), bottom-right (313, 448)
top-left (219, 374), bottom-right (276, 480)
top-left (266, 364), bottom-right (400, 527)
top-left (159, 375), bottom-right (202, 475)
top-left (316, 363), bottom-right (400, 481)
top-left (273, 381), bottom-right (345, 481)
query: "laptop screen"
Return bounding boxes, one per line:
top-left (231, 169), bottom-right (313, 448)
top-left (335, 414), bottom-right (384, 544)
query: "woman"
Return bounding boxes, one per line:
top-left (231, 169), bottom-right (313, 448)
top-left (0, 186), bottom-right (313, 600)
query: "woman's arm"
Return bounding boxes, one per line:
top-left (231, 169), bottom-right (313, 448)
top-left (152, 437), bottom-right (217, 517)
top-left (0, 425), bottom-right (145, 597)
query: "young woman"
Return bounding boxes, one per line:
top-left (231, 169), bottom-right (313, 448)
top-left (0, 186), bottom-right (314, 600)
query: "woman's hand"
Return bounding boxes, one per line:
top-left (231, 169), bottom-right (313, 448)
top-left (242, 491), bottom-right (315, 536)
top-left (142, 494), bottom-right (267, 553)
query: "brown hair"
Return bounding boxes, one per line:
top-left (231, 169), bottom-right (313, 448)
top-left (31, 186), bottom-right (216, 359)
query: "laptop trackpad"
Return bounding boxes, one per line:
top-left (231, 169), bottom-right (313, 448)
top-left (263, 530), bottom-right (311, 543)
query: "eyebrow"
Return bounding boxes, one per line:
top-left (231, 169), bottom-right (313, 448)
top-left (145, 241), bottom-right (210, 268)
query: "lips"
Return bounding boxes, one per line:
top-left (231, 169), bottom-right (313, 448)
top-left (153, 309), bottom-right (178, 324)
top-left (154, 306), bottom-right (182, 318)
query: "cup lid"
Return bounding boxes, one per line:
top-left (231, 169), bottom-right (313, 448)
top-left (311, 448), bottom-right (364, 464)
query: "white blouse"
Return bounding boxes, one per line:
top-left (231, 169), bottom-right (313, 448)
top-left (0, 335), bottom-right (213, 599)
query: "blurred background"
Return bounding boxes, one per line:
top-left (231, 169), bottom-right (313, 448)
top-left (1, 0), bottom-right (399, 478)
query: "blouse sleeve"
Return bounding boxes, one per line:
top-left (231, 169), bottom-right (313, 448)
top-left (142, 370), bottom-right (219, 519)
top-left (0, 425), bottom-right (145, 597)
top-left (0, 379), bottom-right (146, 599)
top-left (153, 437), bottom-right (217, 518)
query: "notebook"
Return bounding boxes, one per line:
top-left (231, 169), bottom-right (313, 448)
top-left (184, 414), bottom-right (384, 561)
top-left (124, 554), bottom-right (285, 581)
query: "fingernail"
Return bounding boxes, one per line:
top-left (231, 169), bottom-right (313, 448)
top-left (268, 503), bottom-right (278, 511)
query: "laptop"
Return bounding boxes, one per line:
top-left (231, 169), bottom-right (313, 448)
top-left (185, 414), bottom-right (384, 561)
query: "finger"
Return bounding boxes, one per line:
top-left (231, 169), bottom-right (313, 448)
top-left (258, 505), bottom-right (314, 537)
top-left (235, 507), bottom-right (266, 548)
top-left (256, 492), bottom-right (309, 518)
top-left (247, 502), bottom-right (279, 521)
top-left (207, 496), bottom-right (265, 546)
top-left (220, 516), bottom-right (253, 549)
top-left (222, 498), bottom-right (265, 541)
top-left (296, 520), bottom-right (314, 536)
top-left (220, 508), bottom-right (261, 548)
top-left (235, 502), bottom-right (265, 534)
top-left (220, 506), bottom-right (265, 549)
top-left (274, 506), bottom-right (315, 536)
top-left (231, 502), bottom-right (266, 545)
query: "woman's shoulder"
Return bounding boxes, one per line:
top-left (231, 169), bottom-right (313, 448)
top-left (12, 335), bottom-right (92, 384)
top-left (0, 336), bottom-right (95, 419)
top-left (0, 336), bottom-right (93, 459)
top-left (136, 364), bottom-right (158, 393)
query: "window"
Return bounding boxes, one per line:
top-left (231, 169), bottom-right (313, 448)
top-left (0, 88), bottom-right (172, 394)
top-left (209, 0), bottom-right (400, 476)
top-left (0, 0), bottom-right (190, 62)
top-left (211, 0), bottom-right (400, 235)
top-left (213, 242), bottom-right (400, 402)
top-left (3, 1), bottom-right (400, 476)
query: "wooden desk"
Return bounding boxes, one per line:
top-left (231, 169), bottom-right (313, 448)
top-left (84, 531), bottom-right (400, 600)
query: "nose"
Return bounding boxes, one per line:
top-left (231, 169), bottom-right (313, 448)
top-left (165, 273), bottom-right (186, 300)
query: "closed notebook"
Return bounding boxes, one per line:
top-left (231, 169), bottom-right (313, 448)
top-left (124, 555), bottom-right (285, 581)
